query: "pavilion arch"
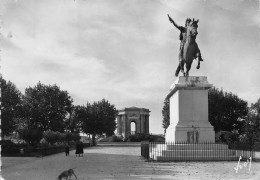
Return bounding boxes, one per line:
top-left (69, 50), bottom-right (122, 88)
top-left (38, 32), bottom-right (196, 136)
top-left (116, 107), bottom-right (150, 140)
top-left (131, 120), bottom-right (136, 134)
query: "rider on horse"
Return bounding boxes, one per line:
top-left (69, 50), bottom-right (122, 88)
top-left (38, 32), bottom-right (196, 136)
top-left (168, 16), bottom-right (191, 64)
top-left (168, 15), bottom-right (204, 77)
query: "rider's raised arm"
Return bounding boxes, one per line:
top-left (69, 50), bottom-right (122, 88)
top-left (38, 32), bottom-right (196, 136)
top-left (168, 14), bottom-right (182, 31)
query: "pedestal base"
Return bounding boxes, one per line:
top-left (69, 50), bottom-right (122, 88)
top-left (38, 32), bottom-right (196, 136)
top-left (165, 123), bottom-right (215, 143)
top-left (150, 143), bottom-right (240, 161)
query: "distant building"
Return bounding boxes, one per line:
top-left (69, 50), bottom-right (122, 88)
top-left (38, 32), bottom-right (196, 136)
top-left (116, 107), bottom-right (150, 140)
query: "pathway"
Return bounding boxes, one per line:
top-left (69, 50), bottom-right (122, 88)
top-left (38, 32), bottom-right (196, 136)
top-left (1, 146), bottom-right (260, 180)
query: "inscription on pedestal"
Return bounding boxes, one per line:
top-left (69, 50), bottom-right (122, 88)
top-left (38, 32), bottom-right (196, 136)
top-left (187, 131), bottom-right (199, 143)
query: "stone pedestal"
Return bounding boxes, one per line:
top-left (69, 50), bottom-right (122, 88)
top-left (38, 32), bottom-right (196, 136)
top-left (148, 76), bottom-right (243, 161)
top-left (165, 76), bottom-right (215, 143)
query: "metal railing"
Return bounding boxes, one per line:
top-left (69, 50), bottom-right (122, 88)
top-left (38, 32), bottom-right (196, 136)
top-left (141, 141), bottom-right (256, 162)
top-left (141, 141), bottom-right (150, 159)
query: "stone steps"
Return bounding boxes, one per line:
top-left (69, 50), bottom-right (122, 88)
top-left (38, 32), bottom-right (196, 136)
top-left (153, 155), bottom-right (238, 161)
top-left (161, 150), bottom-right (235, 156)
top-left (165, 143), bottom-right (229, 150)
top-left (148, 143), bottom-right (254, 161)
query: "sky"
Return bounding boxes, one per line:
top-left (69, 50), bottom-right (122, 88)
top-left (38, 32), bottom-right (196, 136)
top-left (1, 0), bottom-right (259, 134)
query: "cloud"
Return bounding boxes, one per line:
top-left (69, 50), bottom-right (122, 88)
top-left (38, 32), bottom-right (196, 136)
top-left (1, 0), bottom-right (259, 134)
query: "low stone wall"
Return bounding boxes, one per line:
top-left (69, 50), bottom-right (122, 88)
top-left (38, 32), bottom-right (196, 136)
top-left (2, 146), bottom-right (68, 157)
top-left (97, 142), bottom-right (141, 147)
top-left (141, 142), bottom-right (258, 162)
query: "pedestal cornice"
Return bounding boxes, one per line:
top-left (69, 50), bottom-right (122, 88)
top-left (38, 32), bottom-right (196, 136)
top-left (166, 76), bottom-right (213, 99)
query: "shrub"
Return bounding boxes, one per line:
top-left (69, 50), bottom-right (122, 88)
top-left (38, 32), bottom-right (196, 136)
top-left (103, 135), bottom-right (123, 142)
top-left (57, 132), bottom-right (66, 143)
top-left (63, 132), bottom-right (81, 144)
top-left (150, 135), bottom-right (165, 142)
top-left (1, 140), bottom-right (20, 153)
top-left (125, 134), bottom-right (165, 142)
top-left (39, 139), bottom-right (51, 148)
top-left (110, 135), bottom-right (123, 142)
top-left (42, 131), bottom-right (80, 145)
top-left (65, 132), bottom-right (72, 143)
top-left (71, 133), bottom-right (81, 142)
top-left (43, 131), bottom-right (59, 145)
top-left (99, 135), bottom-right (123, 142)
top-left (126, 134), bottom-right (147, 142)
top-left (18, 129), bottom-right (43, 146)
top-left (215, 131), bottom-right (239, 144)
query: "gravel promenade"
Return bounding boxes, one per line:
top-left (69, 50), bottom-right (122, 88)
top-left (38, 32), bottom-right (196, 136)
top-left (1, 146), bottom-right (260, 180)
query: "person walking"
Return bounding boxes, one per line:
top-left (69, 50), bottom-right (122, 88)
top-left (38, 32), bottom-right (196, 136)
top-left (65, 145), bottom-right (70, 156)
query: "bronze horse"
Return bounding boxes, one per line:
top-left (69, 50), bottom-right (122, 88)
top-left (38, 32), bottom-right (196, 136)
top-left (175, 19), bottom-right (203, 77)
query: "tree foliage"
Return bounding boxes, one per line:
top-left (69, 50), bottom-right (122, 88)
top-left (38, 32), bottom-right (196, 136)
top-left (18, 128), bottom-right (43, 146)
top-left (64, 132), bottom-right (81, 144)
top-left (0, 77), bottom-right (23, 137)
top-left (43, 130), bottom-right (80, 145)
top-left (215, 131), bottom-right (239, 144)
top-left (74, 99), bottom-right (118, 145)
top-left (162, 98), bottom-right (170, 134)
top-left (242, 98), bottom-right (260, 145)
top-left (208, 87), bottom-right (248, 133)
top-left (43, 130), bottom-right (61, 145)
top-left (22, 82), bottom-right (73, 132)
top-left (251, 98), bottom-right (260, 114)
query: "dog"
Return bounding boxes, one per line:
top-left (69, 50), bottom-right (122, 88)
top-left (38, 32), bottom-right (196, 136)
top-left (57, 168), bottom-right (77, 180)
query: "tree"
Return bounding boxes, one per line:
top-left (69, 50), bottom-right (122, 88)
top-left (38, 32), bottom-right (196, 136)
top-left (162, 98), bottom-right (170, 135)
top-left (64, 105), bottom-right (82, 133)
top-left (251, 98), bottom-right (260, 114)
top-left (242, 98), bottom-right (260, 146)
top-left (75, 99), bottom-right (118, 145)
top-left (215, 131), bottom-right (239, 144)
top-left (22, 82), bottom-right (73, 132)
top-left (208, 87), bottom-right (248, 133)
top-left (0, 76), bottom-right (23, 138)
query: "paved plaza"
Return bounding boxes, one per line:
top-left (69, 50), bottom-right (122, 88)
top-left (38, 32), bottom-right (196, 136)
top-left (1, 146), bottom-right (260, 180)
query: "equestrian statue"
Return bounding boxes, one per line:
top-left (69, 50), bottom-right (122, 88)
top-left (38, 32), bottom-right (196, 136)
top-left (168, 14), bottom-right (204, 77)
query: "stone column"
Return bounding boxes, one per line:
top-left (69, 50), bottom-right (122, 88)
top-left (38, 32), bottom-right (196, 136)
top-left (135, 116), bottom-right (141, 134)
top-left (116, 116), bottom-right (120, 135)
top-left (165, 76), bottom-right (215, 143)
top-left (121, 114), bottom-right (125, 138)
top-left (125, 114), bottom-right (131, 138)
top-left (145, 115), bottom-right (149, 134)
top-left (141, 114), bottom-right (146, 134)
top-left (140, 114), bottom-right (144, 133)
